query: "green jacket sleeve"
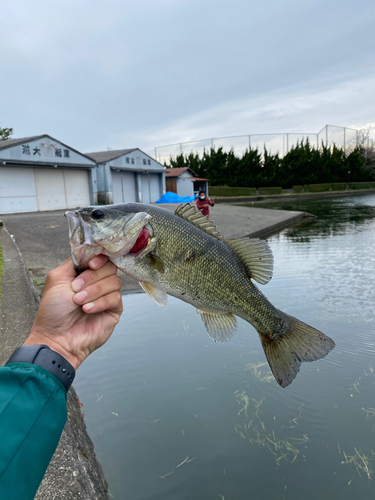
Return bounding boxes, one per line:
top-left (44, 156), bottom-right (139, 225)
top-left (0, 363), bottom-right (68, 500)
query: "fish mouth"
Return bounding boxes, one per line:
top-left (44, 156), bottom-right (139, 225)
top-left (65, 210), bottom-right (104, 273)
top-left (65, 210), bottom-right (152, 274)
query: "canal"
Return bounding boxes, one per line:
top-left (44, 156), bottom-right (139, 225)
top-left (75, 193), bottom-right (375, 500)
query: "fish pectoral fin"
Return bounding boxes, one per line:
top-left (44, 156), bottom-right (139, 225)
top-left (226, 238), bottom-right (274, 285)
top-left (150, 253), bottom-right (165, 274)
top-left (139, 281), bottom-right (168, 307)
top-left (197, 309), bottom-right (237, 343)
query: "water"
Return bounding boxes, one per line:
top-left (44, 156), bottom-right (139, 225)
top-left (75, 193), bottom-right (375, 500)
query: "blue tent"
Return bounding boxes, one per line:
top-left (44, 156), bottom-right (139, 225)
top-left (156, 191), bottom-right (196, 204)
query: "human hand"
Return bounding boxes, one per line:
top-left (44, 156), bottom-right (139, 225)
top-left (24, 256), bottom-right (123, 370)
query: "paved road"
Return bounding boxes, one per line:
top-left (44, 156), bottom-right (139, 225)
top-left (1, 203), bottom-right (308, 294)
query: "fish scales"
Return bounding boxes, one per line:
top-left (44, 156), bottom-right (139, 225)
top-left (65, 203), bottom-right (335, 388)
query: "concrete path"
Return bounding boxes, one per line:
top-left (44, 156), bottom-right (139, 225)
top-left (0, 203), bottom-right (311, 294)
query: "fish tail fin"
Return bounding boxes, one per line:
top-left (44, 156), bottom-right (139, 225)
top-left (259, 313), bottom-right (335, 388)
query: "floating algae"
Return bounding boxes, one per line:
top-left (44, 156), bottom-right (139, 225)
top-left (234, 391), bottom-right (308, 467)
top-left (245, 362), bottom-right (275, 384)
top-left (157, 456), bottom-right (195, 480)
top-left (341, 448), bottom-right (373, 479)
top-left (361, 407), bottom-right (375, 419)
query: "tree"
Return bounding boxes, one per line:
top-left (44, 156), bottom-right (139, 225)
top-left (356, 126), bottom-right (375, 180)
top-left (0, 125), bottom-right (13, 141)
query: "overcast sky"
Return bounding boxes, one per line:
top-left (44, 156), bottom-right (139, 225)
top-left (1, 0), bottom-right (374, 156)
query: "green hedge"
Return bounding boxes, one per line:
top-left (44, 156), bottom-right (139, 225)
top-left (349, 182), bottom-right (375, 190)
top-left (209, 186), bottom-right (257, 197)
top-left (293, 185), bottom-right (303, 193)
top-left (331, 183), bottom-right (347, 191)
top-left (308, 183), bottom-right (331, 192)
top-left (258, 186), bottom-right (283, 195)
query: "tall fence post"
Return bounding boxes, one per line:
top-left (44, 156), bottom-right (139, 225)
top-left (326, 126), bottom-right (328, 146)
top-left (286, 133), bottom-right (289, 153)
top-left (344, 128), bottom-right (346, 154)
top-left (248, 135), bottom-right (251, 151)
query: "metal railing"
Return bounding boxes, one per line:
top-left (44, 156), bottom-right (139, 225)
top-left (151, 125), bottom-right (370, 165)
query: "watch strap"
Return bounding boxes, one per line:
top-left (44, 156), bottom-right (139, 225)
top-left (6, 345), bottom-right (75, 391)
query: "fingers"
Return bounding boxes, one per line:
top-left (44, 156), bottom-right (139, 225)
top-left (70, 254), bottom-right (123, 316)
top-left (82, 290), bottom-right (124, 315)
top-left (88, 254), bottom-right (109, 270)
top-left (71, 258), bottom-right (117, 293)
top-left (73, 274), bottom-right (122, 306)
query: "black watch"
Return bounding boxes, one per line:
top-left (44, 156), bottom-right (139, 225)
top-left (6, 345), bottom-right (75, 391)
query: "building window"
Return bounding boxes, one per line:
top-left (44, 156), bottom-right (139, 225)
top-left (126, 157), bottom-right (130, 164)
top-left (147, 159), bottom-right (151, 165)
top-left (143, 159), bottom-right (147, 165)
top-left (131, 158), bottom-right (135, 165)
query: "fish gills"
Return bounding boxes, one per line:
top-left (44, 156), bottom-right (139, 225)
top-left (259, 313), bottom-right (335, 388)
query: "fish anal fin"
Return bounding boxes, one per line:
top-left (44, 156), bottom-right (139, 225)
top-left (175, 203), bottom-right (223, 240)
top-left (226, 238), bottom-right (274, 285)
top-left (140, 281), bottom-right (168, 307)
top-left (259, 313), bottom-right (335, 388)
top-left (197, 309), bottom-right (237, 343)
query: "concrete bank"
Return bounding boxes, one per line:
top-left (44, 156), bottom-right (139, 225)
top-left (0, 226), bottom-right (109, 500)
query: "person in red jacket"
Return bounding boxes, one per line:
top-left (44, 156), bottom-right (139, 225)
top-left (196, 190), bottom-right (215, 216)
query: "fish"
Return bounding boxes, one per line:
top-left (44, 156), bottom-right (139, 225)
top-left (65, 202), bottom-right (335, 388)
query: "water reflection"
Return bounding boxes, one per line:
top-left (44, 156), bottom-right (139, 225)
top-left (242, 193), bottom-right (375, 239)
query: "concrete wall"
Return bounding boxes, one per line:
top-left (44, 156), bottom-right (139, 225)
top-left (176, 176), bottom-right (194, 197)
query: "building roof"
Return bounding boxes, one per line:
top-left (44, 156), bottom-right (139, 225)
top-left (85, 149), bottom-right (137, 163)
top-left (165, 167), bottom-right (197, 177)
top-left (0, 135), bottom-right (45, 150)
top-left (0, 134), bottom-right (95, 163)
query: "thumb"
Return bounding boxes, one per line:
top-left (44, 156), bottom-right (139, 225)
top-left (44, 257), bottom-right (77, 290)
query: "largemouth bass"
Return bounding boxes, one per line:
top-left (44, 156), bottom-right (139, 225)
top-left (65, 203), bottom-right (335, 388)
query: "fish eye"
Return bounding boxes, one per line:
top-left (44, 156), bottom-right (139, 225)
top-left (92, 209), bottom-right (105, 220)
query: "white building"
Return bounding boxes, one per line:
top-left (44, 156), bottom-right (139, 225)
top-left (86, 149), bottom-right (165, 204)
top-left (0, 135), bottom-right (97, 214)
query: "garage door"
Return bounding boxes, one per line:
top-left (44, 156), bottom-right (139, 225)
top-left (64, 170), bottom-right (91, 207)
top-left (112, 171), bottom-right (136, 204)
top-left (0, 167), bottom-right (91, 214)
top-left (35, 168), bottom-right (90, 211)
top-left (149, 174), bottom-right (161, 202)
top-left (0, 166), bottom-right (38, 213)
top-left (141, 174), bottom-right (150, 204)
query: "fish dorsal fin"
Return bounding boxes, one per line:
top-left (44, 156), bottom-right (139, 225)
top-left (139, 281), bottom-right (168, 306)
top-left (226, 238), bottom-right (274, 285)
top-left (197, 309), bottom-right (237, 343)
top-left (175, 203), bottom-right (223, 240)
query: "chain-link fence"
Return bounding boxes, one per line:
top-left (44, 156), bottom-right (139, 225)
top-left (151, 125), bottom-right (371, 165)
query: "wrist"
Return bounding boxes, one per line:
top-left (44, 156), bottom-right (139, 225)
top-left (6, 345), bottom-right (76, 391)
top-left (25, 330), bottom-right (82, 370)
